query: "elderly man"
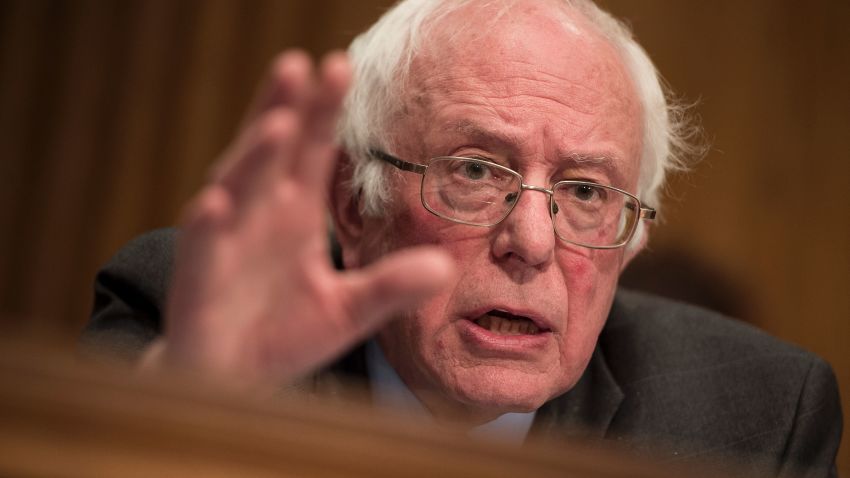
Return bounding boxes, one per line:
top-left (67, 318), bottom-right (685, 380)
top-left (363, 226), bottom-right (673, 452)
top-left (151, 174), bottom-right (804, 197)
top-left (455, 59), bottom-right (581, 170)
top-left (84, 0), bottom-right (842, 475)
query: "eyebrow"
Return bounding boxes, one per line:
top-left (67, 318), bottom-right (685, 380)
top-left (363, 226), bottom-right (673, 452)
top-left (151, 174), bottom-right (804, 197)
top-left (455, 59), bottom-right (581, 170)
top-left (560, 152), bottom-right (615, 166)
top-left (441, 119), bottom-right (523, 146)
top-left (441, 120), bottom-right (625, 183)
top-left (558, 152), bottom-right (624, 185)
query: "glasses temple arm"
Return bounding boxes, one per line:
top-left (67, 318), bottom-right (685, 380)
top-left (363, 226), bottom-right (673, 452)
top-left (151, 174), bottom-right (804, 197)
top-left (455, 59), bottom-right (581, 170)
top-left (369, 149), bottom-right (427, 175)
top-left (625, 202), bottom-right (657, 220)
top-left (639, 207), bottom-right (656, 220)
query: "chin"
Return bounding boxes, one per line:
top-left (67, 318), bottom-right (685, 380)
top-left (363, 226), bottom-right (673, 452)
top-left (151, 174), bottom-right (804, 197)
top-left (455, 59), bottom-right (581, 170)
top-left (379, 315), bottom-right (590, 421)
top-left (433, 362), bottom-right (573, 417)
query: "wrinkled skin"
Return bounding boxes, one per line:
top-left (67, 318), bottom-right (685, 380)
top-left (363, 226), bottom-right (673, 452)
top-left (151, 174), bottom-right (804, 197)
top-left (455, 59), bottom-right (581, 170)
top-left (148, 52), bottom-right (455, 384)
top-left (151, 0), bottom-right (647, 427)
top-left (336, 1), bottom-right (645, 424)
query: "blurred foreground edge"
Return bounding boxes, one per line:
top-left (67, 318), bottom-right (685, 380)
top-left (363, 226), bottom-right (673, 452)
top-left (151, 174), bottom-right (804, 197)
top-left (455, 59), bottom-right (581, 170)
top-left (0, 338), bottom-right (720, 478)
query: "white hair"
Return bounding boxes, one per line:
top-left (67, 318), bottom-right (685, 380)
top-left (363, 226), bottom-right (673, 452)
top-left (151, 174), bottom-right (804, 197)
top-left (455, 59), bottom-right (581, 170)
top-left (338, 0), bottom-right (702, 243)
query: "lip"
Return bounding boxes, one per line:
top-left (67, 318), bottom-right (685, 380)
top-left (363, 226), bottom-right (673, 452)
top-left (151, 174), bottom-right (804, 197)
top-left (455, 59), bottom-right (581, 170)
top-left (462, 305), bottom-right (555, 333)
top-left (456, 305), bottom-right (555, 357)
top-left (457, 319), bottom-right (551, 356)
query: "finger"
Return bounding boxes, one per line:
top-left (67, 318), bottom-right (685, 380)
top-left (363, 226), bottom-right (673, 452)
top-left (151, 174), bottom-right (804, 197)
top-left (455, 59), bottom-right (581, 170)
top-left (243, 49), bottom-right (313, 125)
top-left (216, 110), bottom-right (301, 213)
top-left (341, 246), bottom-right (457, 336)
top-left (180, 183), bottom-right (234, 232)
top-left (291, 51), bottom-right (352, 188)
top-left (170, 186), bottom-right (233, 326)
top-left (211, 51), bottom-right (314, 182)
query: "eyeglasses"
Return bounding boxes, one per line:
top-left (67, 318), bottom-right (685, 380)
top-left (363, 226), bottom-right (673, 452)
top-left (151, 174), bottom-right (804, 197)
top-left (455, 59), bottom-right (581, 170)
top-left (370, 150), bottom-right (656, 249)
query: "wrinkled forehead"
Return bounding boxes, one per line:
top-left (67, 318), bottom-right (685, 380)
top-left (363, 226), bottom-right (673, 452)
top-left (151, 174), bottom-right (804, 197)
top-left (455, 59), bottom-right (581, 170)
top-left (411, 0), bottom-right (628, 82)
top-left (429, 1), bottom-right (596, 50)
top-left (397, 0), bottom-right (643, 182)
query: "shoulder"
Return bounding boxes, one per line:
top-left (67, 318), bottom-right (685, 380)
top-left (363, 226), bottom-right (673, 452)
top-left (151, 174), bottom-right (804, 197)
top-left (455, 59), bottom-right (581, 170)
top-left (92, 227), bottom-right (178, 317)
top-left (600, 289), bottom-right (842, 473)
top-left (102, 228), bottom-right (178, 288)
top-left (603, 288), bottom-right (819, 378)
top-left (81, 228), bottom-right (178, 360)
top-left (602, 288), bottom-right (834, 400)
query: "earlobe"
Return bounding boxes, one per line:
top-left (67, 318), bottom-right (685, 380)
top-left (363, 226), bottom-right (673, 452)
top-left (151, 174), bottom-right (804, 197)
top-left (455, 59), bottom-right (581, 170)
top-left (329, 151), bottom-right (364, 268)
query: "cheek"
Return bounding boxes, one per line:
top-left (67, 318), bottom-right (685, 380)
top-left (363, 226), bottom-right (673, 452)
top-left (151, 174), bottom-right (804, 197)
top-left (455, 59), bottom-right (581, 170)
top-left (560, 247), bottom-right (621, 295)
top-left (363, 184), bottom-right (469, 342)
top-left (376, 183), bottom-right (489, 260)
top-left (357, 175), bottom-right (432, 263)
top-left (557, 247), bottom-right (623, 359)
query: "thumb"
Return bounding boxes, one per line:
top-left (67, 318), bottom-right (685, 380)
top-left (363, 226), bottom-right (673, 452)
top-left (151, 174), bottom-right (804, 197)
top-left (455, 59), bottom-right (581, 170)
top-left (342, 246), bottom-right (456, 333)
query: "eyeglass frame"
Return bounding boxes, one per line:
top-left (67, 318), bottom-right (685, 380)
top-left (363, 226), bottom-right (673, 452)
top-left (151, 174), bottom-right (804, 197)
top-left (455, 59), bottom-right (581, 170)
top-left (369, 149), bottom-right (656, 249)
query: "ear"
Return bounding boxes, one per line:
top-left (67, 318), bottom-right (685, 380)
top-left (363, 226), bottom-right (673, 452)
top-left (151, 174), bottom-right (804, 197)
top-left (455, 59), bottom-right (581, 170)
top-left (329, 150), bottom-right (365, 269)
top-left (620, 224), bottom-right (649, 272)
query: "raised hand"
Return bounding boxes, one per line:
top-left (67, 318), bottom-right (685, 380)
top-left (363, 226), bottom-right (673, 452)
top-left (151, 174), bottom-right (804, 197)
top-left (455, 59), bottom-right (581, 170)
top-left (143, 51), bottom-right (454, 385)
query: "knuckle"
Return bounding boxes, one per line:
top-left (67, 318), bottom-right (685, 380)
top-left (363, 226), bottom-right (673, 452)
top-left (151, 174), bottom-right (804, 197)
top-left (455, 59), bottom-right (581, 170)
top-left (270, 49), bottom-right (310, 83)
top-left (255, 110), bottom-right (298, 145)
top-left (182, 186), bottom-right (230, 226)
top-left (270, 181), bottom-right (299, 207)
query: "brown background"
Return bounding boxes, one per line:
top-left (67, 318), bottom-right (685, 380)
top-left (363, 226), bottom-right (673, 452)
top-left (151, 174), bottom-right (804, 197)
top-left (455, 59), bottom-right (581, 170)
top-left (1, 0), bottom-right (847, 471)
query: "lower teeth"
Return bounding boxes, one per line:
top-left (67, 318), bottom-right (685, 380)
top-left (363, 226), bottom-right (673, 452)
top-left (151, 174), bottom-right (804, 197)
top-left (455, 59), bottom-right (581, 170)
top-left (475, 315), bottom-right (539, 335)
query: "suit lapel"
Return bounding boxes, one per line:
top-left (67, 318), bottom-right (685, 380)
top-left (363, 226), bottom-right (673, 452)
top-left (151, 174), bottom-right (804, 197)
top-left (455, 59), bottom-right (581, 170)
top-left (530, 345), bottom-right (624, 442)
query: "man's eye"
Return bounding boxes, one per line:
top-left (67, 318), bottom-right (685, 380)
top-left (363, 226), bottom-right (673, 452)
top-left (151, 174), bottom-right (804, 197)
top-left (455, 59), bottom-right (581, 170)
top-left (573, 184), bottom-right (601, 201)
top-left (461, 162), bottom-right (490, 180)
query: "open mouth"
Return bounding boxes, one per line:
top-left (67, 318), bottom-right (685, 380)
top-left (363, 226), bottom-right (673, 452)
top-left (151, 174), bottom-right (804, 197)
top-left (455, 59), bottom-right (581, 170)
top-left (472, 310), bottom-right (549, 336)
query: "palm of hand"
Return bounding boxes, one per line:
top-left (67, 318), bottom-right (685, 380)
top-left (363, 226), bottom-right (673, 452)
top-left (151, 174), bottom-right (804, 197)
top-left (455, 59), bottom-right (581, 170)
top-left (156, 51), bottom-right (453, 384)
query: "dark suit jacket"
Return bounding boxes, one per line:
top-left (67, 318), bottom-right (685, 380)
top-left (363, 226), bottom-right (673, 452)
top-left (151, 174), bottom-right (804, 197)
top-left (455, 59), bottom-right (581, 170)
top-left (82, 229), bottom-right (843, 477)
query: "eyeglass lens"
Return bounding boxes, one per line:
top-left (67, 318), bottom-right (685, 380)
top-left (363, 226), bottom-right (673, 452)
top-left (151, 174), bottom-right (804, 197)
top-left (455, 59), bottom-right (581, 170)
top-left (420, 157), bottom-right (638, 247)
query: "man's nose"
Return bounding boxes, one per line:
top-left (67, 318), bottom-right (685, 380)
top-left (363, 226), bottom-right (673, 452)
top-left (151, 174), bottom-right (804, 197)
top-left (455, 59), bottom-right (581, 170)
top-left (490, 186), bottom-right (556, 268)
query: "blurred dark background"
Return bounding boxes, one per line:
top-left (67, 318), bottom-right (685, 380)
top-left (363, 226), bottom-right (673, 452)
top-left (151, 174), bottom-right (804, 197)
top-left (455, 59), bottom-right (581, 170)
top-left (1, 0), bottom-right (847, 471)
